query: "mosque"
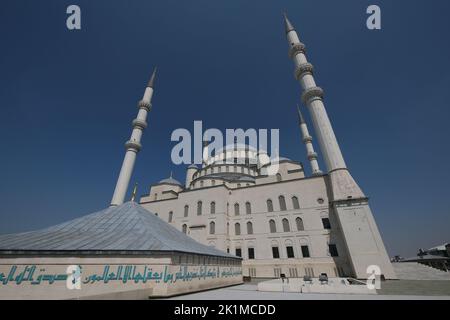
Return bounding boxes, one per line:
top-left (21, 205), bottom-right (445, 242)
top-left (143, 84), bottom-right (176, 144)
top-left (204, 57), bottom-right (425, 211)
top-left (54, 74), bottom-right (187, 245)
top-left (0, 13), bottom-right (396, 300)
top-left (138, 14), bottom-right (397, 281)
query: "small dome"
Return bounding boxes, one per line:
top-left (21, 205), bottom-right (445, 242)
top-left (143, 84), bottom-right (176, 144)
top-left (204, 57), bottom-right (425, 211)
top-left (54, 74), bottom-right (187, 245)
top-left (158, 177), bottom-right (182, 186)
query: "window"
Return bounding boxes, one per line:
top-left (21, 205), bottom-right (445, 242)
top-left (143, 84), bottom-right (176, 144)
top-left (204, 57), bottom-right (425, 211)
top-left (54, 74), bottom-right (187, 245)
top-left (282, 218), bottom-right (290, 232)
top-left (296, 217), bottom-right (304, 231)
top-left (209, 221), bottom-right (215, 234)
top-left (235, 223), bottom-right (241, 235)
top-left (279, 195), bottom-right (287, 211)
top-left (200, 181), bottom-right (204, 187)
top-left (269, 219), bottom-right (277, 233)
top-left (234, 203), bottom-right (240, 216)
top-left (246, 221), bottom-right (253, 235)
top-left (276, 173), bottom-right (282, 182)
top-left (329, 244), bottom-right (339, 257)
top-left (322, 218), bottom-right (331, 229)
top-left (292, 196), bottom-right (300, 209)
top-left (182, 224), bottom-right (187, 234)
top-left (154, 213), bottom-right (158, 216)
top-left (154, 193), bottom-right (158, 200)
top-left (212, 180), bottom-right (216, 186)
top-left (301, 245), bottom-right (310, 258)
top-left (197, 201), bottom-right (202, 215)
top-left (227, 222), bottom-right (229, 235)
top-left (267, 199), bottom-right (273, 212)
top-left (286, 246), bottom-right (295, 258)
top-left (168, 211), bottom-right (173, 223)
top-left (245, 202), bottom-right (251, 214)
top-left (235, 248), bottom-right (242, 257)
top-left (248, 248), bottom-right (255, 259)
top-left (237, 183), bottom-right (241, 188)
top-left (184, 205), bottom-right (189, 217)
top-left (210, 201), bottom-right (216, 214)
top-left (272, 246), bottom-right (280, 259)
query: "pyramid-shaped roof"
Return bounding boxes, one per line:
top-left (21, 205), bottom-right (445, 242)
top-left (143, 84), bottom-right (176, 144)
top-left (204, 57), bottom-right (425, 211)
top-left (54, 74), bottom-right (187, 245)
top-left (0, 202), bottom-right (235, 258)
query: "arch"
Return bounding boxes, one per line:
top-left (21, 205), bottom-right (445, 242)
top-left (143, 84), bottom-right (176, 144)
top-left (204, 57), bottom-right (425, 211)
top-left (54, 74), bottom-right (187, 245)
top-left (276, 173), bottom-right (282, 182)
top-left (209, 221), bottom-right (215, 234)
top-left (184, 205), bottom-right (189, 217)
top-left (168, 211), bottom-right (173, 223)
top-left (292, 196), bottom-right (300, 209)
top-left (245, 202), bottom-right (251, 215)
top-left (296, 217), bottom-right (304, 231)
top-left (234, 203), bottom-right (240, 216)
top-left (282, 218), bottom-right (290, 232)
top-left (279, 195), bottom-right (287, 211)
top-left (269, 219), bottom-right (277, 233)
top-left (235, 222), bottom-right (241, 236)
top-left (197, 201), bottom-right (202, 215)
top-left (246, 221), bottom-right (253, 235)
top-left (267, 199), bottom-right (274, 212)
top-left (210, 201), bottom-right (216, 214)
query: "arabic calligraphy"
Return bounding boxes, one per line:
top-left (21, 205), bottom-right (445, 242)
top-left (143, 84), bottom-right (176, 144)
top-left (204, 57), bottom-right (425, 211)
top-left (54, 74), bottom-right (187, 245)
top-left (0, 264), bottom-right (242, 286)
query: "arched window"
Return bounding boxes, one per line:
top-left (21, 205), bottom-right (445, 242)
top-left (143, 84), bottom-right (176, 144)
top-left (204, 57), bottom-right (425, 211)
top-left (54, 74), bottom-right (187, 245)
top-left (247, 221), bottom-right (253, 235)
top-left (154, 193), bottom-right (158, 200)
top-left (296, 217), bottom-right (304, 231)
top-left (227, 222), bottom-right (229, 235)
top-left (269, 219), bottom-right (276, 233)
top-left (282, 218), bottom-right (290, 232)
top-left (267, 199), bottom-right (273, 212)
top-left (182, 224), bottom-right (187, 234)
top-left (209, 221), bottom-right (215, 234)
top-left (197, 201), bottom-right (202, 215)
top-left (234, 203), bottom-right (240, 216)
top-left (279, 195), bottom-right (287, 211)
top-left (184, 205), bottom-right (189, 217)
top-left (235, 223), bottom-right (241, 236)
top-left (276, 173), bottom-right (282, 182)
top-left (210, 201), bottom-right (216, 214)
top-left (168, 211), bottom-right (173, 223)
top-left (292, 196), bottom-right (300, 209)
top-left (245, 202), bottom-right (251, 215)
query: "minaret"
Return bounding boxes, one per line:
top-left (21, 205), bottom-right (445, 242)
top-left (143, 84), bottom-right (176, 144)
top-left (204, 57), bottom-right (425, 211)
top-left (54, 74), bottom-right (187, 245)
top-left (110, 68), bottom-right (157, 206)
top-left (284, 14), bottom-right (396, 280)
top-left (284, 13), bottom-right (364, 200)
top-left (297, 104), bottom-right (322, 175)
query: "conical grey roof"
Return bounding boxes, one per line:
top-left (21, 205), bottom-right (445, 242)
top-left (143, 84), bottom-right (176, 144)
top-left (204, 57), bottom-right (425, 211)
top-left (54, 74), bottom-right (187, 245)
top-left (0, 202), bottom-right (235, 258)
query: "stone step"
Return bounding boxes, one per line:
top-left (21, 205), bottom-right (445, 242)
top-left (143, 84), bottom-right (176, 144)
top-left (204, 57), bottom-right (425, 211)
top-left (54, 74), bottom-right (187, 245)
top-left (392, 262), bottom-right (450, 281)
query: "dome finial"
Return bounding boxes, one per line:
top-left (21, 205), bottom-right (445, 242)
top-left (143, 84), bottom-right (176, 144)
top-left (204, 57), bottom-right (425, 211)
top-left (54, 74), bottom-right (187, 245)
top-left (130, 182), bottom-right (138, 202)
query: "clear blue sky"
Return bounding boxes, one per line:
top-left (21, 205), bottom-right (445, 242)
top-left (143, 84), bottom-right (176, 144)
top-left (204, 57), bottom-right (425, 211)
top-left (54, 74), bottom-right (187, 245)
top-left (0, 0), bottom-right (449, 257)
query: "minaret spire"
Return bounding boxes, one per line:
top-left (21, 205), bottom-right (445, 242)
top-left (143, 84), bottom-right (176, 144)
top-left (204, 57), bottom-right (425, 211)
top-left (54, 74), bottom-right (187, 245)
top-left (283, 12), bottom-right (295, 34)
top-left (110, 67), bottom-right (157, 206)
top-left (297, 104), bottom-right (322, 175)
top-left (284, 13), bottom-right (364, 200)
top-left (284, 15), bottom-right (397, 280)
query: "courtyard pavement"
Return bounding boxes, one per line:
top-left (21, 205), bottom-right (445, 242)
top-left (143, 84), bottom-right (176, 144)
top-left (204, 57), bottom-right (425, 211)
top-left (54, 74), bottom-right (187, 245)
top-left (167, 281), bottom-right (450, 300)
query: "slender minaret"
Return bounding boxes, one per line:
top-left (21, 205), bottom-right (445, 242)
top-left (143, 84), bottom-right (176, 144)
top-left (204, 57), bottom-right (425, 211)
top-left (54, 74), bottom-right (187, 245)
top-left (110, 68), bottom-right (157, 206)
top-left (297, 104), bottom-right (322, 175)
top-left (284, 13), bottom-right (364, 200)
top-left (284, 14), bottom-right (396, 280)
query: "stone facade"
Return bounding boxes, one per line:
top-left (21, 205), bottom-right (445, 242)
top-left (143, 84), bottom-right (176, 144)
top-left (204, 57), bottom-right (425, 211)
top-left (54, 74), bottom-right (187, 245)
top-left (140, 148), bottom-right (354, 279)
